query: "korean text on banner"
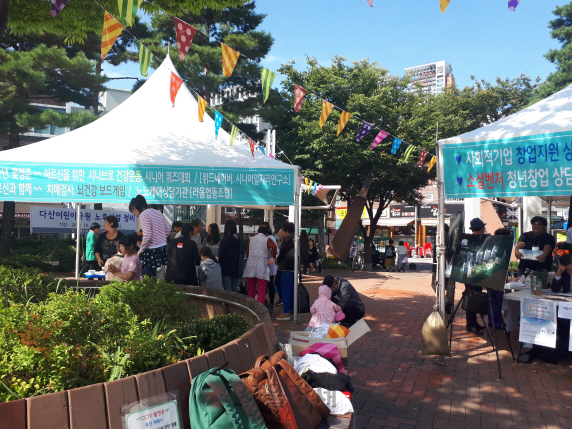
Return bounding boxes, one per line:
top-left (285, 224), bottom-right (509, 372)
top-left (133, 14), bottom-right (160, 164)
top-left (519, 297), bottom-right (557, 348)
top-left (30, 207), bottom-right (137, 233)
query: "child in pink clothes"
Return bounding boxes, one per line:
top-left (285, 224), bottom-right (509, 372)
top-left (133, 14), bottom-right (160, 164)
top-left (308, 285), bottom-right (344, 328)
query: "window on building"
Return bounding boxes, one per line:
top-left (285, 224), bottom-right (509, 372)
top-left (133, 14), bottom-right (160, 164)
top-left (425, 193), bottom-right (434, 201)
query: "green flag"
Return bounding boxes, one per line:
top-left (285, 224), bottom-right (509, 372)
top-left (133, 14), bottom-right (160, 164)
top-left (261, 67), bottom-right (276, 103)
top-left (118, 0), bottom-right (142, 27)
top-left (139, 42), bottom-right (153, 77)
top-left (230, 125), bottom-right (239, 147)
top-left (401, 145), bottom-right (415, 163)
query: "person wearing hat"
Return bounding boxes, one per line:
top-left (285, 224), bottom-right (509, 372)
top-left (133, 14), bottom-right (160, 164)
top-left (469, 218), bottom-right (486, 234)
top-left (515, 216), bottom-right (555, 276)
top-left (463, 218), bottom-right (488, 335)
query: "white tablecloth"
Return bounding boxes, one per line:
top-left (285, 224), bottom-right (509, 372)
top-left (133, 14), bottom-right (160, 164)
top-left (504, 289), bottom-right (572, 332)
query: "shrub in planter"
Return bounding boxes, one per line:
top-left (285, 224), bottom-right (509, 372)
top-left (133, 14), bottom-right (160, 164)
top-left (0, 266), bottom-right (65, 307)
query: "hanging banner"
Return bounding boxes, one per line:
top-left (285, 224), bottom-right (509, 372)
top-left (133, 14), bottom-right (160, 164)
top-left (417, 150), bottom-right (428, 167)
top-left (370, 130), bottom-right (388, 150)
top-left (294, 85), bottom-right (308, 112)
top-left (230, 125), bottom-right (239, 146)
top-left (101, 11), bottom-right (124, 60)
top-left (427, 155), bottom-right (436, 172)
top-left (30, 206), bottom-right (136, 233)
top-left (508, 0), bottom-right (520, 11)
top-left (248, 138), bottom-right (256, 159)
top-left (440, 0), bottom-right (451, 13)
top-left (174, 17), bottom-right (197, 62)
top-left (401, 145), bottom-right (415, 163)
top-left (391, 137), bottom-right (402, 155)
top-left (520, 297), bottom-right (557, 348)
top-left (139, 42), bottom-right (153, 77)
top-left (198, 96), bottom-right (207, 122)
top-left (319, 101), bottom-right (334, 129)
top-left (441, 131), bottom-right (572, 198)
top-left (118, 0), bottom-right (142, 27)
top-left (261, 67), bottom-right (276, 102)
top-left (50, 0), bottom-right (70, 17)
top-left (0, 162), bottom-right (295, 205)
top-left (356, 122), bottom-right (373, 142)
top-left (169, 72), bottom-right (183, 107)
top-left (337, 111), bottom-right (352, 136)
top-left (221, 44), bottom-right (240, 77)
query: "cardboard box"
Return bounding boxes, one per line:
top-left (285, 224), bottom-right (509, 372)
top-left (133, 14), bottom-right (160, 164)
top-left (288, 319), bottom-right (371, 359)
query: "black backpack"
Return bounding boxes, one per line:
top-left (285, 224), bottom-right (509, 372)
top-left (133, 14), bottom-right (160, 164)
top-left (385, 245), bottom-right (395, 258)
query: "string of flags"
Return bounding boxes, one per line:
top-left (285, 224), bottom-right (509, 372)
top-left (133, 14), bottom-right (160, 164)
top-left (302, 177), bottom-right (325, 196)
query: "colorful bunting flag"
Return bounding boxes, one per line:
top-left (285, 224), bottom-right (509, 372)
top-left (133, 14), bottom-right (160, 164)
top-left (370, 130), bottom-right (388, 150)
top-left (305, 177), bottom-right (309, 188)
top-left (427, 155), bottom-right (436, 172)
top-left (230, 125), bottom-right (239, 146)
top-left (337, 111), bottom-right (352, 136)
top-left (261, 67), bottom-right (276, 103)
top-left (401, 145), bottom-right (415, 163)
top-left (174, 17), bottom-right (197, 62)
top-left (221, 44), bottom-right (240, 77)
top-left (417, 150), bottom-right (428, 167)
top-left (101, 11), bottom-right (124, 60)
top-left (312, 182), bottom-right (318, 195)
top-left (169, 72), bottom-right (183, 107)
top-left (508, 0), bottom-right (520, 11)
top-left (118, 0), bottom-right (142, 27)
top-left (248, 137), bottom-right (255, 159)
top-left (198, 96), bottom-right (207, 122)
top-left (440, 0), bottom-right (451, 13)
top-left (259, 145), bottom-right (265, 154)
top-left (391, 137), bottom-right (402, 155)
top-left (138, 42), bottom-right (153, 77)
top-left (214, 110), bottom-right (223, 139)
top-left (50, 0), bottom-right (70, 17)
top-left (307, 180), bottom-right (313, 194)
top-left (356, 122), bottom-right (373, 142)
top-left (294, 85), bottom-right (308, 112)
top-left (319, 101), bottom-right (334, 129)
top-left (367, 0), bottom-right (373, 6)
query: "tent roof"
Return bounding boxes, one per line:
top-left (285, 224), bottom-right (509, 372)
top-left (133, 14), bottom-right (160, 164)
top-left (439, 84), bottom-right (572, 145)
top-left (0, 56), bottom-right (296, 171)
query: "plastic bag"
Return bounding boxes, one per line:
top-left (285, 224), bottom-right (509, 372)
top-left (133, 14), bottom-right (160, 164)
top-left (422, 305), bottom-right (450, 356)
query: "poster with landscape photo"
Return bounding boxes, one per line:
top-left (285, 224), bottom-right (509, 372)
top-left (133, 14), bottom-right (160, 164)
top-left (448, 233), bottom-right (513, 291)
top-left (445, 212), bottom-right (464, 278)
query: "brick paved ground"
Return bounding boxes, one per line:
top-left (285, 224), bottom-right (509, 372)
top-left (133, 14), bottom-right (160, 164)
top-left (270, 269), bottom-right (572, 429)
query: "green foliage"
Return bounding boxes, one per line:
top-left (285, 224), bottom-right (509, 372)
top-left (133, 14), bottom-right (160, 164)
top-left (322, 258), bottom-right (351, 271)
top-left (0, 266), bottom-right (64, 307)
top-left (1, 239), bottom-right (77, 273)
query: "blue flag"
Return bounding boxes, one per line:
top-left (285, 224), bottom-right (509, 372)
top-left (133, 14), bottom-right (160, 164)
top-left (259, 146), bottom-right (265, 154)
top-left (214, 110), bottom-right (223, 139)
top-left (391, 137), bottom-right (402, 155)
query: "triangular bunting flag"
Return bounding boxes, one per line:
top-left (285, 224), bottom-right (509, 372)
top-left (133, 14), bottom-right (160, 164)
top-left (307, 180), bottom-right (313, 194)
top-left (198, 96), bottom-right (207, 122)
top-left (370, 130), bottom-right (388, 150)
top-left (101, 11), bottom-right (124, 60)
top-left (248, 138), bottom-right (255, 159)
top-left (304, 177), bottom-right (309, 188)
top-left (417, 150), bottom-right (428, 167)
top-left (259, 145), bottom-right (265, 154)
top-left (367, 0), bottom-right (373, 6)
top-left (312, 182), bottom-right (318, 195)
top-left (427, 155), bottom-right (437, 172)
top-left (230, 125), bottom-right (239, 146)
top-left (356, 122), bottom-right (373, 142)
top-left (319, 101), bottom-right (334, 129)
top-left (294, 85), bottom-right (308, 112)
top-left (401, 145), bottom-right (415, 163)
top-left (118, 0), bottom-right (142, 27)
top-left (440, 0), bottom-right (451, 13)
top-left (169, 72), bottom-right (183, 107)
top-left (261, 67), bottom-right (277, 103)
top-left (221, 44), bottom-right (240, 77)
top-left (50, 0), bottom-right (70, 17)
top-left (508, 0), bottom-right (520, 11)
top-left (337, 111), bottom-right (352, 136)
top-left (174, 17), bottom-right (197, 62)
top-left (391, 137), bottom-right (402, 155)
top-left (138, 42), bottom-right (153, 77)
top-left (214, 110), bottom-right (223, 139)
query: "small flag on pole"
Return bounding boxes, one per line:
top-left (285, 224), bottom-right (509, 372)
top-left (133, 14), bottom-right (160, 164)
top-left (198, 96), bottom-right (207, 122)
top-left (319, 101), bottom-right (334, 129)
top-left (427, 155), bottom-right (437, 172)
top-left (221, 44), bottom-right (240, 77)
top-left (169, 72), bottom-right (183, 107)
top-left (337, 111), bottom-right (352, 136)
top-left (370, 130), bottom-right (388, 150)
top-left (356, 122), bottom-right (373, 142)
top-left (401, 145), bottom-right (415, 163)
top-left (50, 0), bottom-right (70, 17)
top-left (261, 67), bottom-right (276, 103)
top-left (230, 125), bottom-right (239, 146)
top-left (118, 0), bottom-right (142, 27)
top-left (248, 137), bottom-right (255, 159)
top-left (391, 137), bottom-right (402, 155)
top-left (417, 150), bottom-right (428, 167)
top-left (101, 11), bottom-right (124, 60)
top-left (508, 0), bottom-right (520, 11)
top-left (440, 0), bottom-right (451, 13)
top-left (138, 42), bottom-right (153, 77)
top-left (214, 110), bottom-right (223, 139)
top-left (294, 85), bottom-right (308, 112)
top-left (174, 17), bottom-right (197, 62)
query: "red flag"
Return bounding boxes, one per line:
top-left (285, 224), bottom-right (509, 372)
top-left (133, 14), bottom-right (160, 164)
top-left (417, 150), bottom-right (428, 167)
top-left (248, 137), bottom-right (255, 159)
top-left (174, 17), bottom-right (197, 62)
top-left (294, 84), bottom-right (308, 112)
top-left (170, 72), bottom-right (183, 107)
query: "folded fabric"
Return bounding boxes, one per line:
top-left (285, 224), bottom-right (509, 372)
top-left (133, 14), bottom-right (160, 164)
top-left (299, 342), bottom-right (346, 375)
top-left (293, 353), bottom-right (337, 376)
top-left (313, 388), bottom-right (354, 415)
top-left (327, 324), bottom-right (350, 338)
top-left (302, 371), bottom-right (354, 393)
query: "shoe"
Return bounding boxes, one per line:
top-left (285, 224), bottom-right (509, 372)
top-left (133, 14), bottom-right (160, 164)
top-left (466, 325), bottom-right (484, 335)
top-left (276, 313), bottom-right (291, 320)
top-left (275, 300), bottom-right (283, 306)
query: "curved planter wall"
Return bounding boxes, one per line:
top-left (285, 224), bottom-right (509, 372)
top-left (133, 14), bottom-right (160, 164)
top-left (2, 286), bottom-right (278, 429)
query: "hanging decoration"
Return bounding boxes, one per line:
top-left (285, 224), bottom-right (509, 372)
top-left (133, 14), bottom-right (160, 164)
top-left (214, 110), bottom-right (223, 139)
top-left (101, 11), bottom-right (124, 60)
top-left (356, 122), bottom-right (373, 142)
top-left (508, 0), bottom-right (520, 11)
top-left (307, 180), bottom-right (314, 194)
top-left (370, 130), bottom-right (388, 150)
top-left (198, 96), bottom-right (207, 122)
top-left (139, 42), bottom-right (153, 77)
top-left (221, 44), bottom-right (240, 77)
top-left (294, 85), bottom-right (308, 112)
top-left (305, 177), bottom-right (309, 188)
top-left (391, 137), bottom-right (402, 155)
top-left (169, 72), bottom-right (183, 107)
top-left (417, 150), bottom-right (428, 167)
top-left (401, 145), bottom-right (415, 163)
top-left (118, 0), bottom-right (142, 27)
top-left (427, 155), bottom-right (436, 172)
top-left (319, 101), bottom-right (334, 129)
top-left (261, 67), bottom-right (277, 103)
top-left (230, 125), bottom-right (239, 146)
top-left (248, 137), bottom-right (255, 159)
top-left (367, 0), bottom-right (373, 6)
top-left (440, 0), bottom-right (451, 13)
top-left (174, 17), bottom-right (197, 62)
top-left (50, 0), bottom-right (70, 17)
top-left (312, 181), bottom-right (318, 195)
top-left (337, 111), bottom-right (352, 136)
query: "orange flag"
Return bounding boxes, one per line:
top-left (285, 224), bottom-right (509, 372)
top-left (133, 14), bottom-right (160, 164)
top-left (319, 100), bottom-right (334, 129)
top-left (427, 155), bottom-right (437, 173)
top-left (440, 0), bottom-right (451, 13)
top-left (337, 111), bottom-right (352, 136)
top-left (221, 44), bottom-right (240, 77)
top-left (198, 96), bottom-right (207, 122)
top-left (170, 72), bottom-right (183, 107)
top-left (101, 11), bottom-right (124, 60)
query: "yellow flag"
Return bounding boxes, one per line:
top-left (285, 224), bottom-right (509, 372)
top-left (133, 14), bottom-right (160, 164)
top-left (101, 11), bottom-right (124, 60)
top-left (198, 96), bottom-right (207, 122)
top-left (221, 44), bottom-right (240, 77)
top-left (427, 155), bottom-right (436, 172)
top-left (440, 0), bottom-right (451, 13)
top-left (319, 100), bottom-right (334, 129)
top-left (336, 111), bottom-right (352, 136)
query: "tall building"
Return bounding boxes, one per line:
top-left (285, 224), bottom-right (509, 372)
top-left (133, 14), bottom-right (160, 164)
top-left (404, 60), bottom-right (454, 95)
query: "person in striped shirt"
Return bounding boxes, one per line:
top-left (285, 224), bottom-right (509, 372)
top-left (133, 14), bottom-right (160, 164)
top-left (129, 194), bottom-right (171, 277)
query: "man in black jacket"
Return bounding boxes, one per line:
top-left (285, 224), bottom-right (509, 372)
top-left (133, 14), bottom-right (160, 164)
top-left (552, 253), bottom-right (572, 293)
top-left (324, 275), bottom-right (365, 327)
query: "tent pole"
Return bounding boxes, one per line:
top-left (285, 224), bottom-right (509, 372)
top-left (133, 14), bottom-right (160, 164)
top-left (75, 203), bottom-right (81, 280)
top-left (436, 131), bottom-right (447, 365)
top-left (547, 197), bottom-right (552, 234)
top-left (293, 169), bottom-right (301, 323)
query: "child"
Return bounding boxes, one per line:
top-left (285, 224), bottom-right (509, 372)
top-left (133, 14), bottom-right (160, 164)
top-left (384, 239), bottom-right (396, 272)
top-left (199, 246), bottom-right (223, 289)
top-left (308, 285), bottom-right (344, 328)
top-left (396, 241), bottom-right (408, 272)
top-left (107, 234), bottom-right (142, 281)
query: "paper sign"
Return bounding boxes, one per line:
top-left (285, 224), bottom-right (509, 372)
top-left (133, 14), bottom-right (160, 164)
top-left (30, 206), bottom-right (136, 233)
top-left (519, 297), bottom-right (557, 348)
top-left (125, 400), bottom-right (180, 429)
top-left (558, 302), bottom-right (572, 320)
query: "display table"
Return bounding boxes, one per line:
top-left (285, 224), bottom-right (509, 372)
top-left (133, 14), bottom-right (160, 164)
top-left (504, 289), bottom-right (572, 331)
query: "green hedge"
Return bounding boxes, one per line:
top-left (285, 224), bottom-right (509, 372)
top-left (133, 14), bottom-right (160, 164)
top-left (2, 239), bottom-right (77, 272)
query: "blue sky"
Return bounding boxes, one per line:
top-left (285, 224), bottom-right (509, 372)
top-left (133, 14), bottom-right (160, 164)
top-left (106, 0), bottom-right (566, 91)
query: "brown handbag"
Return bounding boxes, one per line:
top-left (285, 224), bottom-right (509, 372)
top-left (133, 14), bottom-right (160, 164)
top-left (240, 351), bottom-right (330, 429)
